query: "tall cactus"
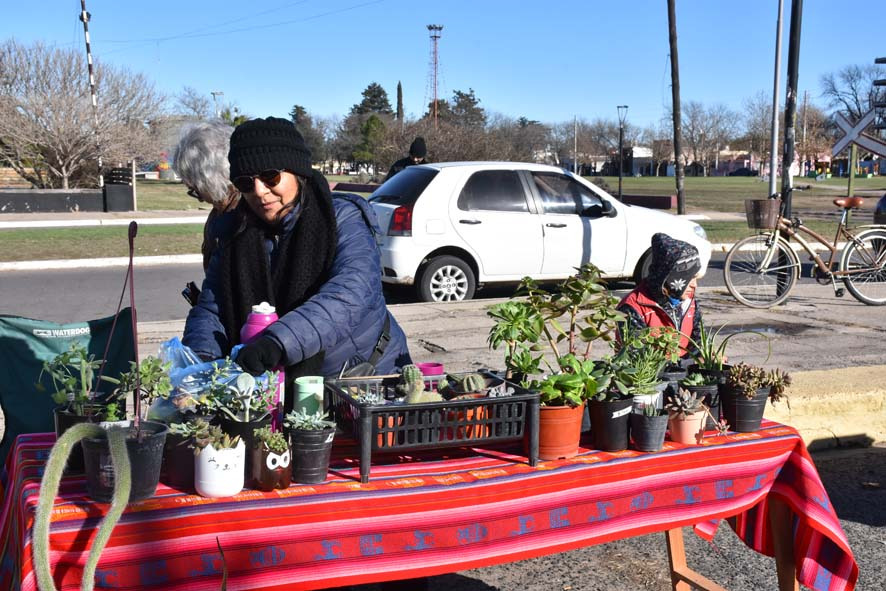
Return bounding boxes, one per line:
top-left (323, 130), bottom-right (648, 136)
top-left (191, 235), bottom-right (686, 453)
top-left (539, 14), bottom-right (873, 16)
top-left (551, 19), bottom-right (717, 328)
top-left (397, 364), bottom-right (442, 403)
top-left (34, 423), bottom-right (132, 591)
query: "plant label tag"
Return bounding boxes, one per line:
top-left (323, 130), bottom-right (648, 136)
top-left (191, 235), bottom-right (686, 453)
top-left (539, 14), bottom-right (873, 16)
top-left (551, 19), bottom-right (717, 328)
top-left (611, 407), bottom-right (632, 419)
top-left (324, 433), bottom-right (334, 444)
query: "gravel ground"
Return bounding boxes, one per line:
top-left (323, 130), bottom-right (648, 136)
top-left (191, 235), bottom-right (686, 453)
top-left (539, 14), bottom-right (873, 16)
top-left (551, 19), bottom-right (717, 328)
top-left (341, 445), bottom-right (884, 591)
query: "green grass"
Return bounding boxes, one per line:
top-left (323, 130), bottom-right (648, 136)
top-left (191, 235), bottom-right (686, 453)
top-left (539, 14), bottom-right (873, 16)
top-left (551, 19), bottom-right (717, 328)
top-left (0, 225), bottom-right (203, 261)
top-left (137, 180), bottom-right (209, 211)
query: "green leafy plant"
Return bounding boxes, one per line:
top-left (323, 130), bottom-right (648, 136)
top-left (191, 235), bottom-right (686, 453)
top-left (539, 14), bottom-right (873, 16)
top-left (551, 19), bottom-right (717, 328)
top-left (487, 264), bottom-right (624, 406)
top-left (36, 343), bottom-right (120, 416)
top-left (253, 425), bottom-right (289, 454)
top-left (204, 362), bottom-right (277, 422)
top-left (114, 356), bottom-right (173, 412)
top-left (680, 372), bottom-right (718, 387)
top-left (101, 401), bottom-right (125, 422)
top-left (686, 322), bottom-right (770, 371)
top-left (284, 408), bottom-right (336, 431)
top-left (609, 326), bottom-right (681, 396)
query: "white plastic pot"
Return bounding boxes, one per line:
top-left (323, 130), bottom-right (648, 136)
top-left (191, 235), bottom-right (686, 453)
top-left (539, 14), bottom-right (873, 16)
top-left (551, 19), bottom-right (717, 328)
top-left (194, 440), bottom-right (246, 498)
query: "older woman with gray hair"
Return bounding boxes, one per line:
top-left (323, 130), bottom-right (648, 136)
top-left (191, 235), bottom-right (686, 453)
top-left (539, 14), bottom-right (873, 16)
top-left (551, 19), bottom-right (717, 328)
top-left (173, 120), bottom-right (240, 272)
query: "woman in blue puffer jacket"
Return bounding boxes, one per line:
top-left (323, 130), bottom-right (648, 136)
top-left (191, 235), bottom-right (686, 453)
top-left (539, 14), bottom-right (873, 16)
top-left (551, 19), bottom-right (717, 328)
top-left (182, 117), bottom-right (411, 394)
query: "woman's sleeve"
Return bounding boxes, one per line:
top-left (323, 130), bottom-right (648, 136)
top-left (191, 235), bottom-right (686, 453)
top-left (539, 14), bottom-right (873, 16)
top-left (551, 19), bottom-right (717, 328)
top-left (181, 250), bottom-right (229, 361)
top-left (265, 200), bottom-right (381, 365)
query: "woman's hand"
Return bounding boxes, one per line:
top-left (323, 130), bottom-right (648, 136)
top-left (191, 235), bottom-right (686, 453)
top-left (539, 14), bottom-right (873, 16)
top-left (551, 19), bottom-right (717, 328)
top-left (236, 336), bottom-right (283, 375)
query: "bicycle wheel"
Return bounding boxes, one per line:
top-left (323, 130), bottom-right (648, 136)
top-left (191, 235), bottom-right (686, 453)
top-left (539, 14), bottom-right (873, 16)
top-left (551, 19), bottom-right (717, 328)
top-left (840, 229), bottom-right (886, 305)
top-left (724, 234), bottom-right (800, 308)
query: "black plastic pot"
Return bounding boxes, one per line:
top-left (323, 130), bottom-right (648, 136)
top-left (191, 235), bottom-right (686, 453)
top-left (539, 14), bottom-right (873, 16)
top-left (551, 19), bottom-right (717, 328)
top-left (217, 415), bottom-right (271, 479)
top-left (720, 386), bottom-right (769, 432)
top-left (82, 421), bottom-right (168, 503)
top-left (290, 427), bottom-right (335, 484)
top-left (53, 406), bottom-right (103, 473)
top-left (687, 364), bottom-right (732, 386)
top-left (161, 432), bottom-right (195, 491)
top-left (659, 366), bottom-right (687, 399)
top-left (630, 412), bottom-right (669, 452)
top-left (683, 383), bottom-right (720, 431)
top-left (587, 397), bottom-right (633, 452)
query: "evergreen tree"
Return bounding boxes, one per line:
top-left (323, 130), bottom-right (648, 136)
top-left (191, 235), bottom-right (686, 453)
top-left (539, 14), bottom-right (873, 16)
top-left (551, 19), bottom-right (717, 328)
top-left (288, 104), bottom-right (327, 163)
top-left (451, 88), bottom-right (486, 128)
top-left (396, 81), bottom-right (404, 121)
top-left (350, 82), bottom-right (393, 116)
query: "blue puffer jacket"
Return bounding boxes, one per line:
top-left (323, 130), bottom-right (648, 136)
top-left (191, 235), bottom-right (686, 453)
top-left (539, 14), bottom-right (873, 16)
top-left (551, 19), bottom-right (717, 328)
top-left (182, 193), bottom-right (411, 377)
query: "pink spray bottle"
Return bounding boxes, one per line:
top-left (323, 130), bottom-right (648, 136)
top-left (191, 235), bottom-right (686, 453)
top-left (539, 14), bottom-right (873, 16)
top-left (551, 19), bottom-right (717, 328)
top-left (240, 302), bottom-right (285, 430)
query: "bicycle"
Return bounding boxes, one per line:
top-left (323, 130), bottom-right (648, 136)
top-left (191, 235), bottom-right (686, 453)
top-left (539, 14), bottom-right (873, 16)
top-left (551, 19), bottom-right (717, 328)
top-left (724, 196), bottom-right (886, 307)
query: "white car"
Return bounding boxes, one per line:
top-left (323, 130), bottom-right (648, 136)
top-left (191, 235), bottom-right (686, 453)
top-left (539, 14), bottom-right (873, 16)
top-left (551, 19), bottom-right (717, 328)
top-left (368, 162), bottom-right (711, 302)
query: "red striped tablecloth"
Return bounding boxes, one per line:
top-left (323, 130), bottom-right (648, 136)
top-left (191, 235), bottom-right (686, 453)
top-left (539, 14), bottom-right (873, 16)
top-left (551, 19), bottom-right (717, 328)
top-left (0, 421), bottom-right (858, 591)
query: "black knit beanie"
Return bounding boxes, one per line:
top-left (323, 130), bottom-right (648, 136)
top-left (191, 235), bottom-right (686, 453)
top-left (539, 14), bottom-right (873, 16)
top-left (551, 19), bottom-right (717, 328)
top-left (228, 117), bottom-right (313, 181)
top-left (409, 137), bottom-right (427, 158)
top-left (647, 233), bottom-right (701, 298)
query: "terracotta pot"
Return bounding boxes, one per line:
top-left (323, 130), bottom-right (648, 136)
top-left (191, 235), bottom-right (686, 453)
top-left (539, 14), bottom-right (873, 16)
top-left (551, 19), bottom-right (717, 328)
top-left (537, 403), bottom-right (585, 460)
top-left (668, 411), bottom-right (706, 445)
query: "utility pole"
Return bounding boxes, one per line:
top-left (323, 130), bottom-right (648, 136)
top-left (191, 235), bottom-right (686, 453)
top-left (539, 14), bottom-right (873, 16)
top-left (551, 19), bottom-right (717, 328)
top-left (427, 25), bottom-right (443, 130)
top-left (780, 0), bottom-right (803, 220)
top-left (79, 0), bottom-right (103, 188)
top-left (801, 89), bottom-right (808, 174)
top-left (211, 91), bottom-right (224, 119)
top-left (768, 0), bottom-right (784, 199)
top-left (573, 116), bottom-right (578, 174)
top-left (617, 105), bottom-right (628, 201)
top-left (667, 0), bottom-right (685, 215)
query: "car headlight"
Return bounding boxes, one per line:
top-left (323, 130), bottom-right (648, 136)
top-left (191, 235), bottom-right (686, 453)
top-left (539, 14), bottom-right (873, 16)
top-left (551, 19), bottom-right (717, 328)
top-left (693, 224), bottom-right (707, 240)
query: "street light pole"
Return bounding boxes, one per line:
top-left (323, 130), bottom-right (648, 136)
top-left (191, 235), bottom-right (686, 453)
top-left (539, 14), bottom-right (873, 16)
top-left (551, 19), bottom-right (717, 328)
top-left (211, 91), bottom-right (224, 119)
top-left (617, 105), bottom-right (629, 201)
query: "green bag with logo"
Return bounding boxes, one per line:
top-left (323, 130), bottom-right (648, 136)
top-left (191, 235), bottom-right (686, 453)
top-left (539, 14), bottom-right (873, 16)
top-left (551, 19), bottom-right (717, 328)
top-left (0, 309), bottom-right (135, 463)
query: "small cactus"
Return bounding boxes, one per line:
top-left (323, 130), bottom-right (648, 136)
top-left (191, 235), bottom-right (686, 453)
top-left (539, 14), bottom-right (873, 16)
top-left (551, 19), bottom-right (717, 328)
top-left (396, 364), bottom-right (426, 401)
top-left (458, 373), bottom-right (487, 393)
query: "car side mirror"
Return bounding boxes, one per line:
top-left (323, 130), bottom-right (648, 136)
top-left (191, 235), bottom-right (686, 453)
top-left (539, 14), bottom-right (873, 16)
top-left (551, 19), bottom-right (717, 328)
top-left (582, 200), bottom-right (617, 218)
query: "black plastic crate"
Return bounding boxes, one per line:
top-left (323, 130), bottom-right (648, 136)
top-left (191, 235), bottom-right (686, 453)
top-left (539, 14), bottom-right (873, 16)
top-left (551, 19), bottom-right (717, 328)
top-left (326, 373), bottom-right (539, 482)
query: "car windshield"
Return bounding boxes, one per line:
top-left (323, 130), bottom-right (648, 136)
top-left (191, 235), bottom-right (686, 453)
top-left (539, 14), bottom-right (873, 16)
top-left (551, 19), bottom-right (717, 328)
top-left (369, 167), bottom-right (438, 205)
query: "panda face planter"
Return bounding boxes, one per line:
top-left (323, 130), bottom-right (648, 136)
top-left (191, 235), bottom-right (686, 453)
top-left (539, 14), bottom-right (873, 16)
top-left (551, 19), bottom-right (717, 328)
top-left (194, 440), bottom-right (246, 498)
top-left (251, 442), bottom-right (292, 491)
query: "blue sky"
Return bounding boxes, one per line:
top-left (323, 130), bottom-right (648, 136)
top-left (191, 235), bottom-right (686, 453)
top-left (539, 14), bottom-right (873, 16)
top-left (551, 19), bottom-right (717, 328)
top-left (3, 0), bottom-right (876, 128)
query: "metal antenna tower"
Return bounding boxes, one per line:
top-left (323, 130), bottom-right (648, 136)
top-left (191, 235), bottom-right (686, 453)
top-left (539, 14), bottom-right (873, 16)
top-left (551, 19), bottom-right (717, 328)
top-left (80, 0), bottom-right (103, 187)
top-left (427, 24), bottom-right (443, 129)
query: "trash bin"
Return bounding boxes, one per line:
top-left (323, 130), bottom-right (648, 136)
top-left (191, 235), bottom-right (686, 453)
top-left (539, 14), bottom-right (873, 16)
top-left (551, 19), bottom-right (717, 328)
top-left (103, 167), bottom-right (134, 211)
top-left (875, 194), bottom-right (886, 225)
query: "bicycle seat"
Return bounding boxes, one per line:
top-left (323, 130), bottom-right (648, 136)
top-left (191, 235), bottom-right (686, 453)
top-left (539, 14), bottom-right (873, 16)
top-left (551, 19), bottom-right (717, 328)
top-left (833, 197), bottom-right (864, 209)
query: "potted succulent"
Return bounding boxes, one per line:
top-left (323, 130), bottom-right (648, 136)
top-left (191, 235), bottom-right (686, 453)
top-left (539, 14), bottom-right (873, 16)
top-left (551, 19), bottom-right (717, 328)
top-left (81, 356), bottom-right (171, 503)
top-left (193, 422), bottom-right (245, 498)
top-left (488, 264), bottom-right (624, 459)
top-left (251, 425), bottom-right (292, 491)
top-left (720, 363), bottom-right (792, 432)
top-left (685, 322), bottom-right (770, 383)
top-left (161, 418), bottom-right (209, 491)
top-left (284, 408), bottom-right (336, 484)
top-left (205, 362), bottom-right (278, 478)
top-left (37, 343), bottom-right (122, 471)
top-left (612, 326), bottom-right (681, 413)
top-left (680, 371), bottom-right (721, 430)
top-left (665, 388), bottom-right (708, 445)
top-left (629, 403), bottom-right (669, 452)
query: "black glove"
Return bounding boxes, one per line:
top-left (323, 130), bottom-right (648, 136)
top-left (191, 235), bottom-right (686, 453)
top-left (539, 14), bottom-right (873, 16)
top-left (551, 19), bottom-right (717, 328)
top-left (236, 336), bottom-right (283, 375)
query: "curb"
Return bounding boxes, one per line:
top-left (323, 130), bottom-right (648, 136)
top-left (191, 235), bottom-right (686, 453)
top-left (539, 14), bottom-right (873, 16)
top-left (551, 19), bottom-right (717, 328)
top-left (0, 254), bottom-right (203, 271)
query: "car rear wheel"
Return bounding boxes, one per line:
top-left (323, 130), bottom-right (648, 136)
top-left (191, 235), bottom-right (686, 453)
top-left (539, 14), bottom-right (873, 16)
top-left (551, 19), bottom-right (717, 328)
top-left (418, 256), bottom-right (476, 302)
top-left (633, 249), bottom-right (653, 284)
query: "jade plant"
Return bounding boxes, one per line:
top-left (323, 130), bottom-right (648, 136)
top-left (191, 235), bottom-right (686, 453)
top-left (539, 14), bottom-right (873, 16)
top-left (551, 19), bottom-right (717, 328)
top-left (114, 356), bottom-right (173, 413)
top-left (610, 326), bottom-right (681, 396)
top-left (487, 264), bottom-right (625, 406)
top-left (36, 343), bottom-right (121, 416)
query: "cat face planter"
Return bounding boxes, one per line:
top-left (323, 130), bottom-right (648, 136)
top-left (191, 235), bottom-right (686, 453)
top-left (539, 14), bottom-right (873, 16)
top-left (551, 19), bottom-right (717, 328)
top-left (194, 440), bottom-right (246, 498)
top-left (251, 443), bottom-right (292, 491)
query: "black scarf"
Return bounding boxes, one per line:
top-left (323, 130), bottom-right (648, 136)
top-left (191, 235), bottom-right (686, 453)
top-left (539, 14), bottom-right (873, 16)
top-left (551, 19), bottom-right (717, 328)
top-left (217, 170), bottom-right (337, 408)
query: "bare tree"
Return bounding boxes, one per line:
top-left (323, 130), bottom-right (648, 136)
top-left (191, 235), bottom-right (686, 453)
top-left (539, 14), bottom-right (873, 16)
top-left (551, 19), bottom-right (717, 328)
top-left (797, 101), bottom-right (833, 167)
top-left (640, 121), bottom-right (672, 176)
top-left (0, 40), bottom-right (165, 188)
top-left (175, 86), bottom-right (212, 119)
top-left (820, 64), bottom-right (885, 120)
top-left (735, 90), bottom-right (776, 169)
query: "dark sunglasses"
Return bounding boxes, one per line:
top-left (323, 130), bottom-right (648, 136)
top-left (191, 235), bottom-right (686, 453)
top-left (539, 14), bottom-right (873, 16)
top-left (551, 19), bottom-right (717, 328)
top-left (232, 169), bottom-right (284, 193)
top-left (186, 187), bottom-right (201, 200)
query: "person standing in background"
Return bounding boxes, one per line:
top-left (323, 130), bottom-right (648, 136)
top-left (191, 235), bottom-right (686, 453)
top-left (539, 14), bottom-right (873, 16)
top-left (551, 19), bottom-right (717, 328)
top-left (386, 136), bottom-right (427, 179)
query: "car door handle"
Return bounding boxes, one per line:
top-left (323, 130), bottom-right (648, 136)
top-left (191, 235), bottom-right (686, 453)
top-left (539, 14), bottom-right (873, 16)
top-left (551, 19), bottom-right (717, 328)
top-left (545, 223), bottom-right (567, 228)
top-left (459, 219), bottom-right (482, 225)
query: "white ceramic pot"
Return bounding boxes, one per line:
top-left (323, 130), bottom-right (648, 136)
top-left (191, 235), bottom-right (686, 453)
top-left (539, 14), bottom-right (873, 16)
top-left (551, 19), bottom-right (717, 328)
top-left (194, 440), bottom-right (246, 498)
